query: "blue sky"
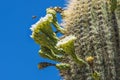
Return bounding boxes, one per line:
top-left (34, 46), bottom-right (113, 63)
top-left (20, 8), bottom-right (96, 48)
top-left (0, 0), bottom-right (66, 80)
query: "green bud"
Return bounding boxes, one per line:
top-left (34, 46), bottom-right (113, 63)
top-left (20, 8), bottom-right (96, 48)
top-left (92, 71), bottom-right (100, 80)
top-left (56, 63), bottom-right (70, 70)
top-left (39, 46), bottom-right (64, 62)
top-left (47, 8), bottom-right (56, 16)
top-left (57, 35), bottom-right (76, 54)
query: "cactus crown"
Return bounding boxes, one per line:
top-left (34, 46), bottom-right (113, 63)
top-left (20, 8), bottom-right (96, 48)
top-left (30, 0), bottom-right (120, 80)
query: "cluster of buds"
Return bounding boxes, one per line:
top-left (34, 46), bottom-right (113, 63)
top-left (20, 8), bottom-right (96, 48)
top-left (30, 7), bottom-right (69, 70)
top-left (30, 7), bottom-right (90, 70)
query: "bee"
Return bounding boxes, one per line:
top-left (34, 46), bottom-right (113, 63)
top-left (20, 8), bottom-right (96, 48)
top-left (32, 16), bottom-right (37, 19)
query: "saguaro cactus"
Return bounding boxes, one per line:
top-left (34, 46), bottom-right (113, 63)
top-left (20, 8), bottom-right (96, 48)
top-left (30, 0), bottom-right (120, 80)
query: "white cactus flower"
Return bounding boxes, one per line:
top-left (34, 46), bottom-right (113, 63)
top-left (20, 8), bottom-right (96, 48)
top-left (57, 35), bottom-right (76, 47)
top-left (30, 14), bottom-right (53, 31)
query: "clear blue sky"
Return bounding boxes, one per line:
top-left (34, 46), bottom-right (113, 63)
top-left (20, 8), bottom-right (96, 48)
top-left (0, 0), bottom-right (66, 80)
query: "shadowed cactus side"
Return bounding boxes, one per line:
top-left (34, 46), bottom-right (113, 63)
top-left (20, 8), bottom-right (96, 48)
top-left (30, 0), bottom-right (120, 80)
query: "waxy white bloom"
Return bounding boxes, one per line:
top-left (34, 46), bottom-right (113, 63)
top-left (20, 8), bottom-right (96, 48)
top-left (57, 35), bottom-right (76, 47)
top-left (30, 14), bottom-right (53, 31)
top-left (44, 14), bottom-right (53, 22)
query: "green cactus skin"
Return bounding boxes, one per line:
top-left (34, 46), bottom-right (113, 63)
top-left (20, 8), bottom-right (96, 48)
top-left (61, 0), bottom-right (120, 80)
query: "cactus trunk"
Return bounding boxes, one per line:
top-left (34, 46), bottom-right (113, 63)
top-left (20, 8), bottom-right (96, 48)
top-left (61, 0), bottom-right (120, 80)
